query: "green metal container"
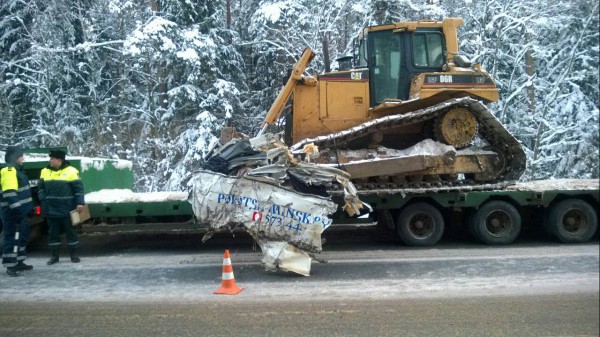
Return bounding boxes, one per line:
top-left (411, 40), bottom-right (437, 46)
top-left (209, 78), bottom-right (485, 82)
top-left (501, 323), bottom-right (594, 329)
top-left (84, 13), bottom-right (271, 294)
top-left (22, 148), bottom-right (134, 193)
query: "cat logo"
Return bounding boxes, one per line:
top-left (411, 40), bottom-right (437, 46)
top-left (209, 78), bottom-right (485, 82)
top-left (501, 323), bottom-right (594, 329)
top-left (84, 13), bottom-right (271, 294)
top-left (351, 71), bottom-right (363, 80)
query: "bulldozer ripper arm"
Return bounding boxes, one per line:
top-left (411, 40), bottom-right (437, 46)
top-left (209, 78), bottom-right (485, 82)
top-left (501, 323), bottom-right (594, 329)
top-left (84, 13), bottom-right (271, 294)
top-left (258, 48), bottom-right (316, 136)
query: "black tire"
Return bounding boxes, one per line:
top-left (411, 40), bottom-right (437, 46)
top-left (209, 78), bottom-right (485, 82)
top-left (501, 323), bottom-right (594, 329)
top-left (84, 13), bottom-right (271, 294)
top-left (376, 209), bottom-right (395, 232)
top-left (472, 201), bottom-right (521, 245)
top-left (465, 209), bottom-right (480, 240)
top-left (545, 199), bottom-right (598, 243)
top-left (396, 202), bottom-right (444, 246)
top-left (541, 214), bottom-right (556, 240)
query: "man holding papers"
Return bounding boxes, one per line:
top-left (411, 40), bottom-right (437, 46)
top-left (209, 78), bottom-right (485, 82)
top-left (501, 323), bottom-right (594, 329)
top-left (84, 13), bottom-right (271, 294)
top-left (39, 149), bottom-right (85, 264)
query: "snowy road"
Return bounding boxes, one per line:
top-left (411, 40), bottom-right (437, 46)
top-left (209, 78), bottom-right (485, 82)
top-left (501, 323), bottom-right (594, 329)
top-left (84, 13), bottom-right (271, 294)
top-left (0, 228), bottom-right (597, 303)
top-left (0, 228), bottom-right (598, 336)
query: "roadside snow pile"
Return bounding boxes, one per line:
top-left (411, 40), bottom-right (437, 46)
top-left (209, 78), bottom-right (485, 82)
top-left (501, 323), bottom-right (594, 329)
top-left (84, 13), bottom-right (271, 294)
top-left (188, 130), bottom-right (367, 276)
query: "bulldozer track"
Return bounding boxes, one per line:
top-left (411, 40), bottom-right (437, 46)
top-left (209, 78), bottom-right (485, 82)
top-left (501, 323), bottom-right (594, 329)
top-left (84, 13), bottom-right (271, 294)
top-left (290, 97), bottom-right (527, 195)
top-left (326, 178), bottom-right (514, 196)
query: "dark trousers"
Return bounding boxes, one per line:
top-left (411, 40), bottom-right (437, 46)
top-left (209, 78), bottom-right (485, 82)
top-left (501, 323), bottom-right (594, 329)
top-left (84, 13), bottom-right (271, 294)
top-left (47, 216), bottom-right (79, 249)
top-left (1, 216), bottom-right (30, 268)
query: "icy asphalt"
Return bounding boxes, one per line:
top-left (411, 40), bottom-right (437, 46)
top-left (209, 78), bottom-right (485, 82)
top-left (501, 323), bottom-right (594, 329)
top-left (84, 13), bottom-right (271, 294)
top-left (0, 228), bottom-right (597, 303)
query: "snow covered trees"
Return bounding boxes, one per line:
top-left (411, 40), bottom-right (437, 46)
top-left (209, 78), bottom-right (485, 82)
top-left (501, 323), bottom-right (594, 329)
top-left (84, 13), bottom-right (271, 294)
top-left (460, 0), bottom-right (599, 179)
top-left (0, 0), bottom-right (598, 190)
top-left (1, 0), bottom-right (248, 190)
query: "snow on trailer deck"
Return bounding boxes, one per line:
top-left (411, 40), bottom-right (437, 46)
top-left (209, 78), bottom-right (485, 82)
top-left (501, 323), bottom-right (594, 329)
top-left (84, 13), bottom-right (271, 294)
top-left (85, 189), bottom-right (188, 204)
top-left (506, 179), bottom-right (599, 192)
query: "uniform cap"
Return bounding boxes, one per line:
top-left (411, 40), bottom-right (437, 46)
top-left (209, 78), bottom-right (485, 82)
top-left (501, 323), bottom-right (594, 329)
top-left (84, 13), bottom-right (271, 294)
top-left (49, 149), bottom-right (67, 161)
top-left (5, 146), bottom-right (24, 164)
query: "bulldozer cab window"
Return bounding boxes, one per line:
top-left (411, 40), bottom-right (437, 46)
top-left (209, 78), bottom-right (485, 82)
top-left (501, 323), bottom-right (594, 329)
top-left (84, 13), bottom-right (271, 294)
top-left (412, 33), bottom-right (444, 67)
top-left (356, 37), bottom-right (368, 68)
top-left (371, 31), bottom-right (403, 104)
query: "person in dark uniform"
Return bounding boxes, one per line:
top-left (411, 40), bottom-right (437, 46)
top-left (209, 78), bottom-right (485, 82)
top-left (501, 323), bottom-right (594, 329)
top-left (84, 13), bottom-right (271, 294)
top-left (38, 149), bottom-right (85, 265)
top-left (1, 146), bottom-right (34, 276)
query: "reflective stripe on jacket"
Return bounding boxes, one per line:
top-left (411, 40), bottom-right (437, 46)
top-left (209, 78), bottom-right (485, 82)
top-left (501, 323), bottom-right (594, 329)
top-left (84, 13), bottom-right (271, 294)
top-left (0, 164), bottom-right (33, 220)
top-left (39, 163), bottom-right (85, 217)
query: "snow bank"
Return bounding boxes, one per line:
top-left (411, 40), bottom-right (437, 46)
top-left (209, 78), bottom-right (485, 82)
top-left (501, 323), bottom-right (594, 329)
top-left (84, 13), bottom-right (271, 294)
top-left (85, 189), bottom-right (188, 204)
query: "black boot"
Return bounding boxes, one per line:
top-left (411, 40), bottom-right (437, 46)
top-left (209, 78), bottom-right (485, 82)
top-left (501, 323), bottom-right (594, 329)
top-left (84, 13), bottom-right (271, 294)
top-left (6, 266), bottom-right (20, 277)
top-left (47, 247), bottom-right (59, 265)
top-left (16, 261), bottom-right (33, 271)
top-left (69, 246), bottom-right (80, 263)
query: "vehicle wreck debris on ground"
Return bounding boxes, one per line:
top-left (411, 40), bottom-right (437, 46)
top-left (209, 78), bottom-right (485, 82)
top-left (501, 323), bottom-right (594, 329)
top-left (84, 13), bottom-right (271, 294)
top-left (188, 131), bottom-right (367, 276)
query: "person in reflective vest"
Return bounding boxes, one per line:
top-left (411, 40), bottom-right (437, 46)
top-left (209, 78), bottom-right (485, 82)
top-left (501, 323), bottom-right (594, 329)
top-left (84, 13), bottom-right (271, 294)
top-left (39, 149), bottom-right (85, 265)
top-left (0, 146), bottom-right (33, 276)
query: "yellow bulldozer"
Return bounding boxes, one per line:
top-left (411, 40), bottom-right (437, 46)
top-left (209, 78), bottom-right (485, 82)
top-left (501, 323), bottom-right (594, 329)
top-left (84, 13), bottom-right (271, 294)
top-left (257, 18), bottom-right (526, 190)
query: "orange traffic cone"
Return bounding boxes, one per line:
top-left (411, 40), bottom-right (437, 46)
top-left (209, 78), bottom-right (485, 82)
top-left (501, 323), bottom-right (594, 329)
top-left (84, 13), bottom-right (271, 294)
top-left (214, 249), bottom-right (244, 295)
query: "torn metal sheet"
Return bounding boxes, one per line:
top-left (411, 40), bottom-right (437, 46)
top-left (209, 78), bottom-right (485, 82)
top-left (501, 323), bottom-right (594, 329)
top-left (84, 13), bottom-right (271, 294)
top-left (257, 241), bottom-right (312, 276)
top-left (194, 132), bottom-right (368, 276)
top-left (288, 162), bottom-right (351, 184)
top-left (189, 170), bottom-right (338, 276)
top-left (249, 132), bottom-right (287, 151)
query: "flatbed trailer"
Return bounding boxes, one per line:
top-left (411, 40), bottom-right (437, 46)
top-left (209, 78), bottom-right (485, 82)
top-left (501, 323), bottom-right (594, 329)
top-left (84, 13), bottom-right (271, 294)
top-left (80, 178), bottom-right (598, 248)
top-left (83, 191), bottom-right (195, 232)
top-left (3, 148), bottom-right (597, 247)
top-left (341, 179), bottom-right (599, 246)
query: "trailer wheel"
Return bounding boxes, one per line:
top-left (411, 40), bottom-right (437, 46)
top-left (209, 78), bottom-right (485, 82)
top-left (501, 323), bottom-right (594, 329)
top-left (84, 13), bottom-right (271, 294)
top-left (396, 203), bottom-right (444, 246)
top-left (541, 215), bottom-right (556, 240)
top-left (545, 199), bottom-right (598, 243)
top-left (376, 209), bottom-right (395, 232)
top-left (465, 209), bottom-right (480, 240)
top-left (472, 201), bottom-right (521, 245)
